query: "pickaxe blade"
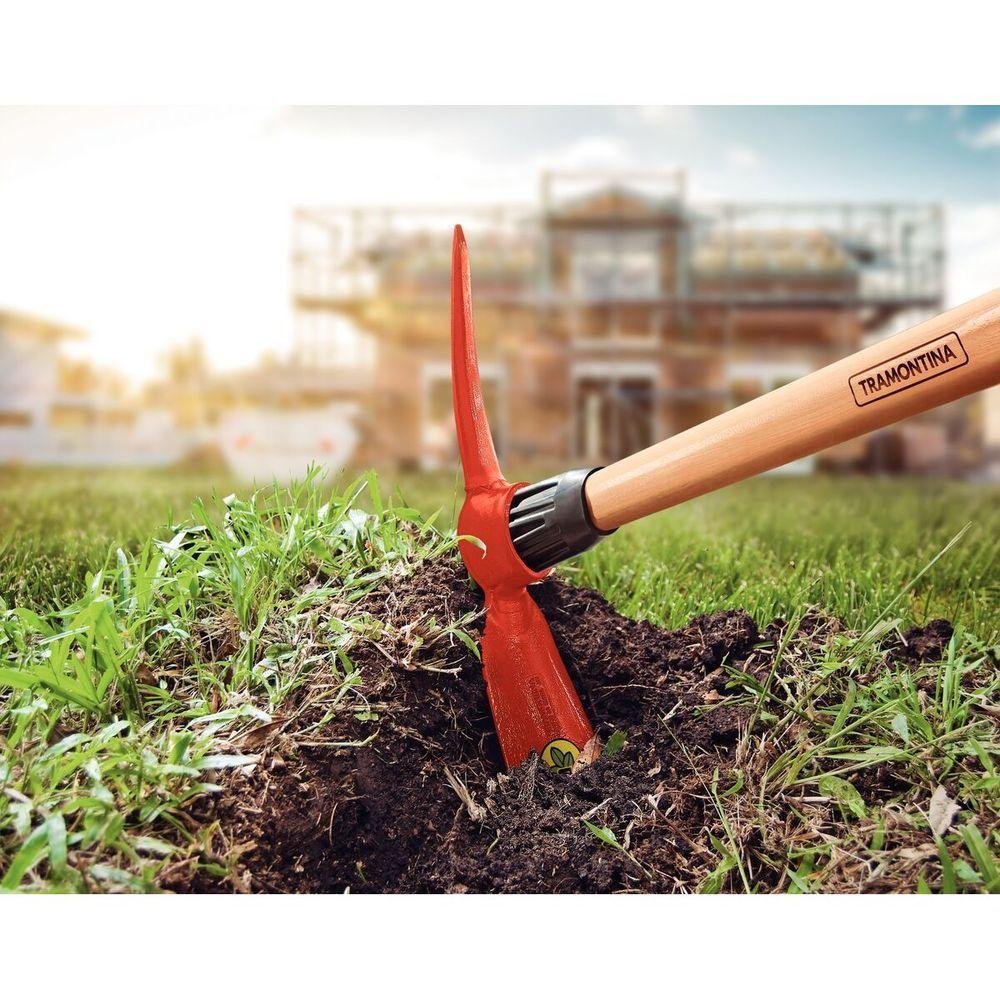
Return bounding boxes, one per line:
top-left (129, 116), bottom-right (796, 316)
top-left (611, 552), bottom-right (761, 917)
top-left (450, 225), bottom-right (593, 770)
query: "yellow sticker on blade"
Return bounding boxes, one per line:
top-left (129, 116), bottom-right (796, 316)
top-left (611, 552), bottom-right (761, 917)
top-left (541, 739), bottom-right (580, 773)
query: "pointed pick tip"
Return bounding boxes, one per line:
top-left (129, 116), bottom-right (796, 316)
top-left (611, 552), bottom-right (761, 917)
top-left (452, 224), bottom-right (469, 286)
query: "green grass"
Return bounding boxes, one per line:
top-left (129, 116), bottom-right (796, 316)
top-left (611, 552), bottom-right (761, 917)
top-left (0, 469), bottom-right (241, 611)
top-left (697, 610), bottom-right (999, 893)
top-left (4, 468), bottom-right (998, 637)
top-left (575, 475), bottom-right (1000, 639)
top-left (0, 467), bottom-right (997, 892)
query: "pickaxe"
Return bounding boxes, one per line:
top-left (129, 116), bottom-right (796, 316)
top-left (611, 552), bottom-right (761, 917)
top-left (450, 225), bottom-right (1000, 770)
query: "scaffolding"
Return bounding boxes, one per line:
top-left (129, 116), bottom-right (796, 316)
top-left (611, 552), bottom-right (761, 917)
top-left (295, 174), bottom-right (943, 314)
top-left (291, 170), bottom-right (946, 468)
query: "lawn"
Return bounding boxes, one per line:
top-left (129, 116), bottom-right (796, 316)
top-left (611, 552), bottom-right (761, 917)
top-left (0, 466), bottom-right (997, 892)
top-left (3, 467), bottom-right (997, 636)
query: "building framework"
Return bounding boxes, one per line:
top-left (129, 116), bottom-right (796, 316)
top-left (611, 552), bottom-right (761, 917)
top-left (292, 170), bottom-right (955, 473)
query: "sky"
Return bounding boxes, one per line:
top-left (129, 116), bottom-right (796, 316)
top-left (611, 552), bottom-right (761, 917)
top-left (0, 105), bottom-right (998, 381)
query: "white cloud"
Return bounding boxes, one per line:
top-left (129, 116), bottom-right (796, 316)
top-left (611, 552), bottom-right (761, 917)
top-left (961, 117), bottom-right (1000, 149)
top-left (726, 145), bottom-right (762, 170)
top-left (538, 136), bottom-right (635, 172)
top-left (634, 106), bottom-right (695, 127)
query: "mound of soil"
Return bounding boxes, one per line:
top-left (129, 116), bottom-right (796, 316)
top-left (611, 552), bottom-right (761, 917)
top-left (175, 560), bottom-right (944, 894)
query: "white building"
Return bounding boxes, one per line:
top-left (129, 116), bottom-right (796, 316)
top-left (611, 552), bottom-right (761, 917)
top-left (0, 309), bottom-right (361, 477)
top-left (0, 309), bottom-right (186, 467)
top-left (0, 310), bottom-right (79, 464)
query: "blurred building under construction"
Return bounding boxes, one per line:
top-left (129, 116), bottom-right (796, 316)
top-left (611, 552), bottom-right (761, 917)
top-left (292, 170), bottom-right (985, 476)
top-left (4, 170), bottom-right (995, 479)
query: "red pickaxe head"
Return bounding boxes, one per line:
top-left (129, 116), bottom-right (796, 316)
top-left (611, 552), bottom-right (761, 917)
top-left (451, 225), bottom-right (597, 770)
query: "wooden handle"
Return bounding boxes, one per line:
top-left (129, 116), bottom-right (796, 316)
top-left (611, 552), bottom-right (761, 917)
top-left (586, 288), bottom-right (1000, 531)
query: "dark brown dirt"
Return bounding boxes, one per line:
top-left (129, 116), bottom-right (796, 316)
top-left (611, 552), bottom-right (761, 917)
top-left (894, 619), bottom-right (955, 665)
top-left (166, 559), bottom-right (947, 894)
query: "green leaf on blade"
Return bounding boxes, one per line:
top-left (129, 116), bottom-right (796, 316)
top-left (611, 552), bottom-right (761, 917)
top-left (890, 712), bottom-right (910, 744)
top-left (959, 825), bottom-right (997, 885)
top-left (603, 730), bottom-right (627, 758)
top-left (0, 669), bottom-right (35, 691)
top-left (583, 820), bottom-right (620, 849)
top-left (131, 836), bottom-right (176, 857)
top-left (818, 774), bottom-right (867, 819)
top-left (953, 859), bottom-right (981, 884)
top-left (937, 839), bottom-right (957, 894)
top-left (0, 822), bottom-right (50, 890)
top-left (46, 813), bottom-right (68, 879)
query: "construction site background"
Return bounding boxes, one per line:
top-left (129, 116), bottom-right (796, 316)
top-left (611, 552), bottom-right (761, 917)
top-left (2, 168), bottom-right (997, 482)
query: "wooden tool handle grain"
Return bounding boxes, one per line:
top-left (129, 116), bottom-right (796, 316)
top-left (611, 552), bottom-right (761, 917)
top-left (585, 288), bottom-right (1000, 531)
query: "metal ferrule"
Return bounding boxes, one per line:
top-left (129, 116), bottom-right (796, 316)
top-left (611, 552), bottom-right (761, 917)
top-left (508, 467), bottom-right (615, 572)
